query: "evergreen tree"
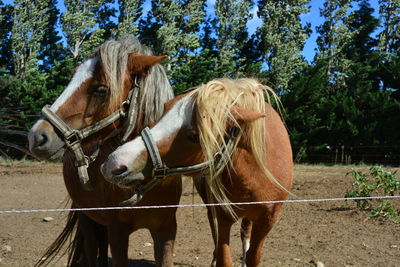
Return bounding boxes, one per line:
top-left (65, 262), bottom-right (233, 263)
top-left (344, 0), bottom-right (379, 62)
top-left (61, 0), bottom-right (112, 61)
top-left (316, 0), bottom-right (353, 90)
top-left (38, 0), bottom-right (64, 72)
top-left (0, 1), bottom-right (13, 72)
top-left (98, 0), bottom-right (117, 40)
top-left (378, 0), bottom-right (400, 57)
top-left (377, 0), bottom-right (400, 93)
top-left (143, 0), bottom-right (205, 69)
top-left (140, 0), bottom-right (206, 94)
top-left (257, 0), bottom-right (311, 92)
top-left (115, 0), bottom-right (145, 37)
top-left (284, 0), bottom-right (400, 164)
top-left (171, 15), bottom-right (219, 93)
top-left (282, 60), bottom-right (330, 160)
top-left (214, 0), bottom-right (254, 77)
top-left (11, 0), bottom-right (51, 77)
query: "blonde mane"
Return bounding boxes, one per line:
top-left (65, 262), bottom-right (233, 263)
top-left (192, 78), bottom-right (282, 218)
top-left (94, 36), bottom-right (173, 126)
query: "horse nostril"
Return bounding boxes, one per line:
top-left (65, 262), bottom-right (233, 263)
top-left (111, 165), bottom-right (128, 176)
top-left (36, 131), bottom-right (49, 148)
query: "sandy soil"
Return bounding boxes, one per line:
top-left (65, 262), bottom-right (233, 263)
top-left (0, 162), bottom-right (399, 267)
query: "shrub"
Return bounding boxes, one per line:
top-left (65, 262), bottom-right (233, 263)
top-left (345, 166), bottom-right (400, 223)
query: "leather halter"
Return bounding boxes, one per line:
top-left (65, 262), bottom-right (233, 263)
top-left (41, 80), bottom-right (139, 190)
top-left (120, 126), bottom-right (240, 206)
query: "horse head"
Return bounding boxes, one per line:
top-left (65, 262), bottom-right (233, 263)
top-left (28, 38), bottom-right (169, 161)
top-left (101, 80), bottom-right (266, 193)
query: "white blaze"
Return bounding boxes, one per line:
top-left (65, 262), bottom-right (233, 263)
top-left (29, 58), bottom-right (97, 134)
top-left (50, 58), bottom-right (97, 112)
top-left (110, 94), bottom-right (194, 170)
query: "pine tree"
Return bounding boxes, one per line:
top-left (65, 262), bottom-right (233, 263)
top-left (0, 1), bottom-right (13, 72)
top-left (377, 0), bottom-right (400, 93)
top-left (38, 0), bottom-right (64, 72)
top-left (316, 0), bottom-right (353, 90)
top-left (98, 0), bottom-right (117, 40)
top-left (257, 0), bottom-right (311, 91)
top-left (378, 0), bottom-right (400, 57)
top-left (214, 0), bottom-right (253, 77)
top-left (11, 0), bottom-right (51, 77)
top-left (343, 0), bottom-right (379, 62)
top-left (61, 0), bottom-right (112, 61)
top-left (115, 0), bottom-right (145, 37)
top-left (170, 14), bottom-right (219, 93)
top-left (140, 0), bottom-right (206, 88)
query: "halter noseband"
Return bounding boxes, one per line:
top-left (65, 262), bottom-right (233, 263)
top-left (41, 80), bottom-right (140, 190)
top-left (120, 126), bottom-right (240, 206)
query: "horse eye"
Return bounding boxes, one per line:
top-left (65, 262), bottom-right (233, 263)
top-left (187, 134), bottom-right (200, 144)
top-left (90, 84), bottom-right (109, 96)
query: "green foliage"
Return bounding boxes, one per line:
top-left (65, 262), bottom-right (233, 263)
top-left (345, 166), bottom-right (400, 223)
top-left (282, 0), bottom-right (400, 164)
top-left (378, 0), bottom-right (400, 57)
top-left (140, 0), bottom-right (206, 91)
top-left (11, 0), bottom-right (52, 77)
top-left (38, 0), bottom-right (64, 72)
top-left (115, 0), bottom-right (144, 37)
top-left (316, 0), bottom-right (355, 90)
top-left (0, 2), bottom-right (13, 72)
top-left (61, 0), bottom-right (112, 60)
top-left (214, 0), bottom-right (253, 77)
top-left (257, 0), bottom-right (311, 92)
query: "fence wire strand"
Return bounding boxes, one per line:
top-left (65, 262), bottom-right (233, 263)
top-left (0, 195), bottom-right (399, 215)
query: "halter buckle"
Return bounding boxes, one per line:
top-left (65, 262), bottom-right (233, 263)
top-left (65, 131), bottom-right (82, 147)
top-left (152, 165), bottom-right (168, 179)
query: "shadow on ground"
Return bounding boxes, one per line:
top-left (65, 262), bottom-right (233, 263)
top-left (106, 258), bottom-right (193, 267)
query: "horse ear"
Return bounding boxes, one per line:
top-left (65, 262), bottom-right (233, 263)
top-left (231, 106), bottom-right (266, 124)
top-left (128, 54), bottom-right (168, 76)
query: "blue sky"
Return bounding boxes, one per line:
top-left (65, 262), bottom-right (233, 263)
top-left (4, 0), bottom-right (382, 62)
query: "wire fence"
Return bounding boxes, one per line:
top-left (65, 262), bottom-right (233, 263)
top-left (294, 145), bottom-right (400, 165)
top-left (1, 195), bottom-right (399, 215)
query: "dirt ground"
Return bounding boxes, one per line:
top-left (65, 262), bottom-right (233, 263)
top-left (0, 162), bottom-right (399, 267)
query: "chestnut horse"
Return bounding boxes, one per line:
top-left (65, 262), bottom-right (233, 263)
top-left (101, 78), bottom-right (293, 267)
top-left (28, 37), bottom-right (182, 267)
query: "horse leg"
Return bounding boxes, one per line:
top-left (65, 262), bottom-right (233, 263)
top-left (245, 205), bottom-right (282, 267)
top-left (108, 221), bottom-right (130, 267)
top-left (215, 217), bottom-right (234, 267)
top-left (150, 215), bottom-right (177, 267)
top-left (193, 176), bottom-right (218, 266)
top-left (77, 213), bottom-right (100, 267)
top-left (97, 222), bottom-right (109, 267)
top-left (240, 218), bottom-right (252, 267)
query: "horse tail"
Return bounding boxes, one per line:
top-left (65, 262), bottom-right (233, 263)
top-left (34, 209), bottom-right (82, 267)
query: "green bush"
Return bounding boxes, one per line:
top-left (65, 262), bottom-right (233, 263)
top-left (345, 166), bottom-right (400, 223)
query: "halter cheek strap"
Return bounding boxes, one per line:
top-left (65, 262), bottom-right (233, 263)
top-left (41, 81), bottom-right (139, 190)
top-left (120, 126), bottom-right (240, 206)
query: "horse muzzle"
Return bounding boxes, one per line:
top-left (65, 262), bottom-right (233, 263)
top-left (100, 157), bottom-right (145, 184)
top-left (28, 119), bottom-right (65, 160)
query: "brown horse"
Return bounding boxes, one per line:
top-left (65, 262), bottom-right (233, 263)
top-left (28, 37), bottom-right (181, 267)
top-left (101, 78), bottom-right (293, 267)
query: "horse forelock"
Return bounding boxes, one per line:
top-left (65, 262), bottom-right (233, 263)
top-left (94, 36), bottom-right (173, 125)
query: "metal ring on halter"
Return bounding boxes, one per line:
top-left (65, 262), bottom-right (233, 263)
top-left (119, 101), bottom-right (129, 116)
top-left (133, 76), bottom-right (139, 88)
